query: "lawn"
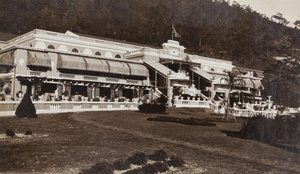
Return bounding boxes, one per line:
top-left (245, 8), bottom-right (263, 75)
top-left (0, 108), bottom-right (299, 173)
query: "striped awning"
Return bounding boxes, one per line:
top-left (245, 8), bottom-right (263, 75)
top-left (254, 71), bottom-right (264, 78)
top-left (0, 51), bottom-right (14, 66)
top-left (57, 54), bottom-right (86, 71)
top-left (106, 60), bottom-right (130, 75)
top-left (27, 51), bottom-right (51, 67)
top-left (190, 67), bottom-right (213, 81)
top-left (0, 72), bottom-right (13, 79)
top-left (144, 60), bottom-right (175, 77)
top-left (84, 58), bottom-right (109, 73)
top-left (242, 79), bottom-right (254, 88)
top-left (233, 68), bottom-right (248, 75)
top-left (127, 63), bottom-right (149, 77)
top-left (251, 79), bottom-right (264, 89)
top-left (232, 69), bottom-right (240, 75)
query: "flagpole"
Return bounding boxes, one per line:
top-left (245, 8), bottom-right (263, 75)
top-left (171, 24), bottom-right (174, 40)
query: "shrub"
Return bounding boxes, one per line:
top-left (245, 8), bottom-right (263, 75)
top-left (157, 95), bottom-right (167, 105)
top-left (25, 130), bottom-right (32, 135)
top-left (240, 116), bottom-right (277, 143)
top-left (148, 150), bottom-right (168, 161)
top-left (124, 168), bottom-right (145, 174)
top-left (167, 156), bottom-right (185, 167)
top-left (124, 162), bottom-right (169, 174)
top-left (127, 152), bottom-right (147, 165)
top-left (80, 161), bottom-right (114, 174)
top-left (113, 159), bottom-right (130, 170)
top-left (144, 162), bottom-right (169, 174)
top-left (15, 92), bottom-right (37, 118)
top-left (92, 98), bottom-right (100, 102)
top-left (5, 129), bottom-right (15, 137)
top-left (240, 115), bottom-right (300, 144)
top-left (138, 103), bottom-right (166, 114)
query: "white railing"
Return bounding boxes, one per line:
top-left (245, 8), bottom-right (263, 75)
top-left (154, 88), bottom-right (164, 98)
top-left (230, 108), bottom-right (277, 119)
top-left (173, 98), bottom-right (210, 108)
top-left (0, 101), bottom-right (140, 117)
top-left (50, 103), bottom-right (61, 110)
top-left (73, 104), bottom-right (82, 109)
top-left (253, 110), bottom-right (277, 118)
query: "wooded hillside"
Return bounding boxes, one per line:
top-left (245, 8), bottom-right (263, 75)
top-left (0, 0), bottom-right (299, 106)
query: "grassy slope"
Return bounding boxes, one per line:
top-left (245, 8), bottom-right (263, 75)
top-left (0, 108), bottom-right (299, 173)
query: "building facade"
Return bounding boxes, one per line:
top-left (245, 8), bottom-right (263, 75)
top-left (0, 29), bottom-right (267, 115)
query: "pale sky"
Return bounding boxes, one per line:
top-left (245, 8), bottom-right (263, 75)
top-left (232, 0), bottom-right (300, 26)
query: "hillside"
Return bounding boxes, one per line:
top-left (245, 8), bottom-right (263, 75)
top-left (0, 0), bottom-right (299, 106)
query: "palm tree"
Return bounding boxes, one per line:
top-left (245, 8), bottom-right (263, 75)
top-left (221, 71), bottom-right (244, 122)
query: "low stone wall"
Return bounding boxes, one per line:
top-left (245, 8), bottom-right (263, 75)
top-left (0, 101), bottom-right (139, 117)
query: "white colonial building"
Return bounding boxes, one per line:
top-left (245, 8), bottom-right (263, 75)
top-left (0, 29), bottom-right (270, 116)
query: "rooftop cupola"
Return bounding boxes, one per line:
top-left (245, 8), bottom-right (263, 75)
top-left (161, 40), bottom-right (186, 59)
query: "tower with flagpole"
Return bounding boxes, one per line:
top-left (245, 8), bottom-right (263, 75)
top-left (172, 24), bottom-right (181, 40)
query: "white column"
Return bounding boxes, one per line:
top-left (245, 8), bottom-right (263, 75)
top-left (167, 79), bottom-right (173, 106)
top-left (91, 86), bottom-right (95, 99)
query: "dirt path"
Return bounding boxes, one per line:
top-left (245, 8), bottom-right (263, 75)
top-left (71, 114), bottom-right (300, 173)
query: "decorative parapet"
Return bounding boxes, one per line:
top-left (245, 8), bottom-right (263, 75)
top-left (168, 72), bottom-right (190, 80)
top-left (124, 47), bottom-right (160, 58)
top-left (4, 29), bottom-right (143, 51)
top-left (191, 55), bottom-right (233, 65)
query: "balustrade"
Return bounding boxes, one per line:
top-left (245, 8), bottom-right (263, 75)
top-left (50, 103), bottom-right (61, 110)
top-left (173, 98), bottom-right (210, 108)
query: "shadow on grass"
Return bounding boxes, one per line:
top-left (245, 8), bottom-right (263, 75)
top-left (222, 130), bottom-right (300, 154)
top-left (270, 143), bottom-right (300, 154)
top-left (148, 116), bottom-right (217, 126)
top-left (222, 130), bottom-right (243, 138)
top-left (134, 111), bottom-right (169, 115)
top-left (202, 117), bottom-right (247, 123)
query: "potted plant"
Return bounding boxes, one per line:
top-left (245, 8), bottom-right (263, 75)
top-left (62, 91), bottom-right (69, 101)
top-left (16, 91), bottom-right (23, 101)
top-left (4, 86), bottom-right (12, 101)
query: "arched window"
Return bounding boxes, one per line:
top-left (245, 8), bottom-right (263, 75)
top-left (35, 41), bottom-right (46, 49)
top-left (47, 45), bottom-right (55, 49)
top-left (58, 45), bottom-right (68, 52)
top-left (115, 54), bottom-right (121, 58)
top-left (72, 48), bottom-right (79, 53)
top-left (211, 68), bottom-right (214, 71)
top-left (83, 49), bottom-right (92, 55)
top-left (95, 51), bottom-right (101, 56)
top-left (104, 52), bottom-right (113, 58)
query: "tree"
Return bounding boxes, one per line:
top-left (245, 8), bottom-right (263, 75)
top-left (15, 81), bottom-right (37, 118)
top-left (294, 20), bottom-right (300, 29)
top-left (271, 13), bottom-right (289, 26)
top-left (221, 71), bottom-right (244, 122)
